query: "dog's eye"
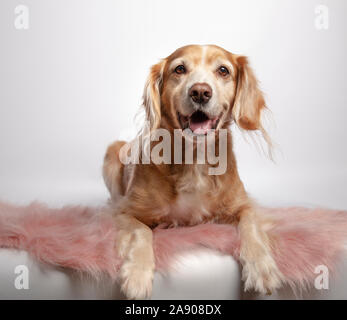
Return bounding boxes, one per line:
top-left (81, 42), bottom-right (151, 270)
top-left (218, 66), bottom-right (229, 77)
top-left (175, 65), bottom-right (186, 74)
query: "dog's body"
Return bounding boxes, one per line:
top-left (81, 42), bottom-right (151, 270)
top-left (103, 45), bottom-right (284, 299)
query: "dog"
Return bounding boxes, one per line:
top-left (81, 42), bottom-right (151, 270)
top-left (103, 44), bottom-right (284, 299)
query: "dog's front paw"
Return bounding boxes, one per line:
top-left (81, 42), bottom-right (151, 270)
top-left (119, 259), bottom-right (154, 300)
top-left (241, 253), bottom-right (283, 295)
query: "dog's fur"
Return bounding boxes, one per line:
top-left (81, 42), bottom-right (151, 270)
top-left (103, 45), bottom-right (284, 299)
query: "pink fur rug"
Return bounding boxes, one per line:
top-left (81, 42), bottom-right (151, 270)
top-left (0, 201), bottom-right (347, 291)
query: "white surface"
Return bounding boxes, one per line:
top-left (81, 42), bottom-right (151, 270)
top-left (0, 249), bottom-right (123, 299)
top-left (152, 250), bottom-right (242, 300)
top-left (1, 248), bottom-right (347, 300)
top-left (0, 0), bottom-right (347, 299)
top-left (0, 248), bottom-right (241, 300)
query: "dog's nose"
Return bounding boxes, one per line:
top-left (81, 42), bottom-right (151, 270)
top-left (189, 83), bottom-right (212, 105)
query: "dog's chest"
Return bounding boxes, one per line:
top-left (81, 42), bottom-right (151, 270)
top-left (169, 192), bottom-right (212, 225)
top-left (166, 167), bottom-right (215, 225)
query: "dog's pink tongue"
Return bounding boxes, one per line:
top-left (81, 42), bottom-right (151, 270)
top-left (189, 119), bottom-right (213, 135)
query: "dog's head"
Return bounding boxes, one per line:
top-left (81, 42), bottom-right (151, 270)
top-left (143, 44), bottom-right (267, 137)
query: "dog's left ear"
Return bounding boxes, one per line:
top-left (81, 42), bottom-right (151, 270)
top-left (142, 59), bottom-right (166, 131)
top-left (232, 56), bottom-right (266, 131)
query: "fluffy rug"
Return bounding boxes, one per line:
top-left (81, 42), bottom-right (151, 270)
top-left (0, 201), bottom-right (347, 291)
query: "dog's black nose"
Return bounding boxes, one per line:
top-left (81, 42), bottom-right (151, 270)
top-left (189, 83), bottom-right (212, 105)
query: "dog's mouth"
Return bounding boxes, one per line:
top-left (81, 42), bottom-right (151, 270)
top-left (178, 110), bottom-right (220, 135)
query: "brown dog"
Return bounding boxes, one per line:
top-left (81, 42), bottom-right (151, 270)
top-left (103, 45), bottom-right (283, 299)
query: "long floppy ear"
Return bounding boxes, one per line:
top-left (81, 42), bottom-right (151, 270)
top-left (142, 59), bottom-right (166, 131)
top-left (233, 56), bottom-right (266, 131)
top-left (232, 55), bottom-right (273, 157)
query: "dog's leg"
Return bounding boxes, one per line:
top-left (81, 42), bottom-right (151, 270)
top-left (103, 142), bottom-right (154, 299)
top-left (238, 206), bottom-right (284, 294)
top-left (103, 140), bottom-right (128, 201)
top-left (114, 213), bottom-right (155, 300)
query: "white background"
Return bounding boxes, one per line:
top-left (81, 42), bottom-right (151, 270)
top-left (1, 0), bottom-right (346, 210)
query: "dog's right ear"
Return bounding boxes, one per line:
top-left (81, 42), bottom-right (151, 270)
top-left (142, 59), bottom-right (166, 131)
